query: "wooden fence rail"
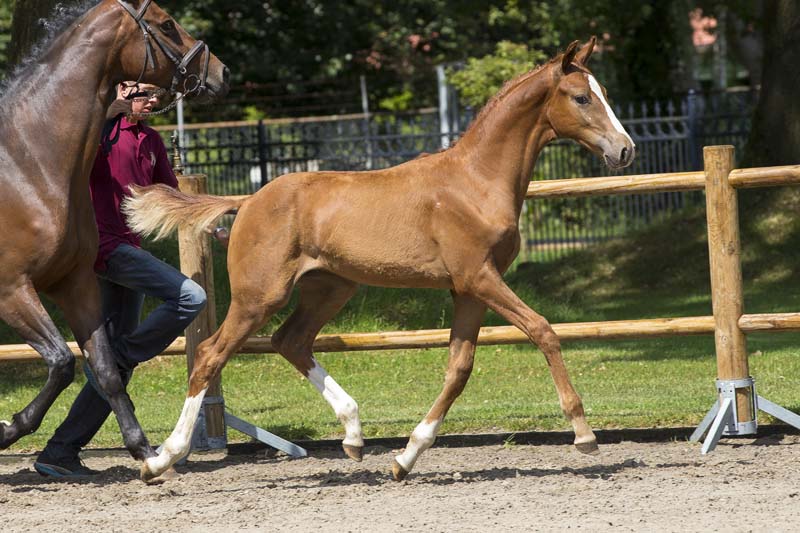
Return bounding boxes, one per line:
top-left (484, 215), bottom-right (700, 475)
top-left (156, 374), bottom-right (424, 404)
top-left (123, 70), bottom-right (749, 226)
top-left (3, 312), bottom-right (800, 363)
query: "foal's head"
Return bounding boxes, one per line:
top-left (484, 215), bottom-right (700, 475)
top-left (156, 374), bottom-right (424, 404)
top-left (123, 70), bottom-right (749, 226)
top-left (113, 0), bottom-right (229, 101)
top-left (546, 38), bottom-right (635, 170)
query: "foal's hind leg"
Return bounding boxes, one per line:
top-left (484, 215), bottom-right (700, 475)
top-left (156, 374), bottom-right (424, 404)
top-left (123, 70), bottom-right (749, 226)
top-left (0, 282), bottom-right (76, 447)
top-left (392, 293), bottom-right (486, 480)
top-left (271, 272), bottom-right (363, 460)
top-left (462, 263), bottom-right (597, 454)
top-left (141, 281), bottom-right (292, 481)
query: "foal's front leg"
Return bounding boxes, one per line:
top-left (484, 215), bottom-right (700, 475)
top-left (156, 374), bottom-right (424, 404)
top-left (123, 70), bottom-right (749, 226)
top-left (464, 263), bottom-right (597, 454)
top-left (392, 293), bottom-right (486, 480)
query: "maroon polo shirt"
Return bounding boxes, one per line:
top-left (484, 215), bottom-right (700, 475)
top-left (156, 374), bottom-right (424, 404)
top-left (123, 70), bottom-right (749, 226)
top-left (90, 117), bottom-right (177, 272)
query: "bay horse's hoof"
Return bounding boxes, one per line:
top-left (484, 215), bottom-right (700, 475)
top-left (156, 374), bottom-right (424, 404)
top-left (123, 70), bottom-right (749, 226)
top-left (343, 444), bottom-right (363, 462)
top-left (575, 439), bottom-right (599, 455)
top-left (391, 459), bottom-right (409, 481)
top-left (0, 420), bottom-right (9, 448)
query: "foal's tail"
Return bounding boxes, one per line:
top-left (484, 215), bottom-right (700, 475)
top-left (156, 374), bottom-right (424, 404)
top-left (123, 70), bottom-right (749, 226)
top-left (122, 184), bottom-right (247, 241)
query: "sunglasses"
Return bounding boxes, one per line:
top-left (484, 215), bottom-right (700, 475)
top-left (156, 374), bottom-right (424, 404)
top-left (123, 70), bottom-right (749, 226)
top-left (124, 87), bottom-right (167, 102)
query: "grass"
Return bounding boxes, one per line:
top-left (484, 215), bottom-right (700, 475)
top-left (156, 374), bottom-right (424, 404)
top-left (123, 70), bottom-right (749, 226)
top-left (3, 188), bottom-right (800, 453)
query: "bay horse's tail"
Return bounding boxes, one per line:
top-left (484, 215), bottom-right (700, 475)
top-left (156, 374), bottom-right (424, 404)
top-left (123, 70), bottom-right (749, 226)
top-left (122, 184), bottom-right (246, 241)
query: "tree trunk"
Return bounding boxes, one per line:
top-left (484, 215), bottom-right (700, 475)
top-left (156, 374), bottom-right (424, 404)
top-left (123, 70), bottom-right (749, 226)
top-left (8, 0), bottom-right (81, 68)
top-left (742, 0), bottom-right (800, 166)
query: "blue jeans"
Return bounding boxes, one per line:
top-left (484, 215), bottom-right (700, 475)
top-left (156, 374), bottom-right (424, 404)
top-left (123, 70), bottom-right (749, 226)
top-left (40, 244), bottom-right (206, 462)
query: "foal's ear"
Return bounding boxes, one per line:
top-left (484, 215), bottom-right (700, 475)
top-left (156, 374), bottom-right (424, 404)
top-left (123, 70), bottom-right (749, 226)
top-left (576, 36), bottom-right (597, 66)
top-left (560, 40), bottom-right (580, 73)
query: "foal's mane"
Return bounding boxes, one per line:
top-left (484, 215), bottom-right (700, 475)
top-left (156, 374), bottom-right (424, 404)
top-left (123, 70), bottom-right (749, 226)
top-left (0, 0), bottom-right (102, 96)
top-left (445, 55), bottom-right (567, 153)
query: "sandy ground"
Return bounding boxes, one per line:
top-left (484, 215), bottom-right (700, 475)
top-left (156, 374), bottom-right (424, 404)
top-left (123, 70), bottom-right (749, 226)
top-left (1, 434), bottom-right (798, 532)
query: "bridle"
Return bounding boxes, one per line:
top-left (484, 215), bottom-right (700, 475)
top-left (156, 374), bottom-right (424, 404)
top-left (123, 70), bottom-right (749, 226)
top-left (117, 0), bottom-right (210, 99)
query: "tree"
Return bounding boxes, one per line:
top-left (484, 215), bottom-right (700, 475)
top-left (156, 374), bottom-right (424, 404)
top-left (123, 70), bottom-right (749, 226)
top-left (448, 41), bottom-right (547, 107)
top-left (741, 0), bottom-right (800, 166)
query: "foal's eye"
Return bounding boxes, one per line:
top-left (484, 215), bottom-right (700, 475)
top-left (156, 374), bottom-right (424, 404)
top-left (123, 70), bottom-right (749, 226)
top-left (574, 95), bottom-right (590, 105)
top-left (160, 20), bottom-right (177, 33)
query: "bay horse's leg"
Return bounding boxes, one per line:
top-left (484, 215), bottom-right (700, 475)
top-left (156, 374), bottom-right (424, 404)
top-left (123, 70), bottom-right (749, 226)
top-left (392, 292), bottom-right (486, 480)
top-left (0, 283), bottom-right (75, 447)
top-left (271, 272), bottom-right (363, 460)
top-left (46, 265), bottom-right (155, 460)
top-left (141, 277), bottom-right (294, 481)
top-left (462, 263), bottom-right (598, 454)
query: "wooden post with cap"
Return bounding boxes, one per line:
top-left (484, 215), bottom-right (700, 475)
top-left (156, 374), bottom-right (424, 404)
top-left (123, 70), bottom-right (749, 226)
top-left (691, 145), bottom-right (757, 453)
top-left (704, 145), bottom-right (754, 421)
top-left (172, 132), bottom-right (226, 450)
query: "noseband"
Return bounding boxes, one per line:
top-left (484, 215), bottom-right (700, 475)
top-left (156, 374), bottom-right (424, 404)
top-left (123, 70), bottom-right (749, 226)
top-left (117, 0), bottom-right (210, 96)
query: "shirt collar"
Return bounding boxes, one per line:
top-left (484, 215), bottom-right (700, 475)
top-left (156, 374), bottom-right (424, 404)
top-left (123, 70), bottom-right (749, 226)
top-left (120, 116), bottom-right (141, 131)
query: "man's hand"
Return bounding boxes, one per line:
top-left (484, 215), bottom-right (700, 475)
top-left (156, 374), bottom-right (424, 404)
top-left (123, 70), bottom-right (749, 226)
top-left (204, 225), bottom-right (230, 249)
top-left (106, 99), bottom-right (133, 119)
top-left (213, 227), bottom-right (230, 248)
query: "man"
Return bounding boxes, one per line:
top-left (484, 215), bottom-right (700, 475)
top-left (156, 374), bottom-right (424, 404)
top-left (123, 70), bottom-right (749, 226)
top-left (34, 83), bottom-right (208, 477)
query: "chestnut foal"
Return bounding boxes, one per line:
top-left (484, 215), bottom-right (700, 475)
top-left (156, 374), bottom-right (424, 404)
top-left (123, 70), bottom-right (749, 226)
top-left (125, 38), bottom-right (634, 481)
top-left (0, 0), bottom-right (228, 461)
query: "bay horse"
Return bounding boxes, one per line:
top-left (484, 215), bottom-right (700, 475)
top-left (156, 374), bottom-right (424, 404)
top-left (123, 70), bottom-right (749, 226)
top-left (126, 37), bottom-right (634, 481)
top-left (0, 0), bottom-right (229, 463)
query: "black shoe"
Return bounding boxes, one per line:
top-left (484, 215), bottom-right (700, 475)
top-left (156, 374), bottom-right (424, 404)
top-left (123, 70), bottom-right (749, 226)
top-left (34, 456), bottom-right (99, 478)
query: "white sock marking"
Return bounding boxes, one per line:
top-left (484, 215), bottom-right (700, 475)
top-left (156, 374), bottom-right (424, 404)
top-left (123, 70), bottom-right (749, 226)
top-left (307, 360), bottom-right (364, 447)
top-left (587, 74), bottom-right (634, 146)
top-left (395, 417), bottom-right (443, 473)
top-left (145, 388), bottom-right (207, 476)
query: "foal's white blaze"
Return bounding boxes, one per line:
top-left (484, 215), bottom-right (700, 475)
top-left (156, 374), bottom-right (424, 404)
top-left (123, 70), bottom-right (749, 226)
top-left (395, 417), bottom-right (443, 473)
top-left (307, 360), bottom-right (364, 447)
top-left (587, 74), bottom-right (634, 146)
top-left (145, 388), bottom-right (208, 475)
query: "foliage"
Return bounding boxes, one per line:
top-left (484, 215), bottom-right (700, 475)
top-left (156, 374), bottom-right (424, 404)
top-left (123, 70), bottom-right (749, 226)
top-left (378, 87), bottom-right (414, 112)
top-left (242, 104), bottom-right (266, 121)
top-left (0, 0), bottom-right (12, 80)
top-left (447, 41), bottom-right (546, 107)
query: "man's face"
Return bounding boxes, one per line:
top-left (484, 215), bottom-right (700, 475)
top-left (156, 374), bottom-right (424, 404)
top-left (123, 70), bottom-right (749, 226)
top-left (118, 83), bottom-right (163, 116)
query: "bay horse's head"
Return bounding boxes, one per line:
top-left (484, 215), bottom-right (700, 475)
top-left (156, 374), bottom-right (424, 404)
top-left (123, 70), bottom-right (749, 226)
top-left (546, 37), bottom-right (635, 170)
top-left (113, 0), bottom-right (229, 102)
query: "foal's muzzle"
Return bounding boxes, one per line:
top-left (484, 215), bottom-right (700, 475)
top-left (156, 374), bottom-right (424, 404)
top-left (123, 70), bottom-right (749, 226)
top-left (604, 139), bottom-right (636, 170)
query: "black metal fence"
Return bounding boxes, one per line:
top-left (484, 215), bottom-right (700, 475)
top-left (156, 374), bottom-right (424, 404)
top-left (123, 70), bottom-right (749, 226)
top-left (156, 89), bottom-right (756, 263)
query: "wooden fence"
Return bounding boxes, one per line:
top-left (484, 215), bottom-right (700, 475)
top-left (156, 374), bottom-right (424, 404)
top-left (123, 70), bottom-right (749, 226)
top-left (2, 145), bottom-right (799, 445)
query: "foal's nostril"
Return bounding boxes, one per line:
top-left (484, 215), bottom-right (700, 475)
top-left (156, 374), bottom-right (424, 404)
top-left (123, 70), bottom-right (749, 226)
top-left (222, 66), bottom-right (230, 86)
top-left (620, 147), bottom-right (628, 163)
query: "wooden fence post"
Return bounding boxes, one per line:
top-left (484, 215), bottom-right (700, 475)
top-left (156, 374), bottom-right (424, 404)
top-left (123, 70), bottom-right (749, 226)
top-left (703, 145), bottom-right (755, 426)
top-left (177, 174), bottom-right (226, 449)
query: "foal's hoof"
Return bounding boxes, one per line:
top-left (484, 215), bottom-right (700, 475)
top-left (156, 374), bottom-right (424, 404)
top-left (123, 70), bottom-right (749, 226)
top-left (574, 439), bottom-right (599, 455)
top-left (140, 461), bottom-right (164, 484)
top-left (343, 444), bottom-right (363, 462)
top-left (391, 459), bottom-right (409, 481)
top-left (142, 466), bottom-right (178, 485)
